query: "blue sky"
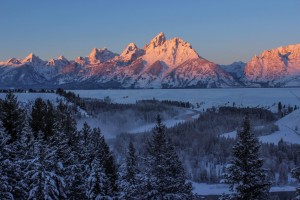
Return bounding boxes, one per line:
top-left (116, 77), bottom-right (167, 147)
top-left (0, 0), bottom-right (299, 64)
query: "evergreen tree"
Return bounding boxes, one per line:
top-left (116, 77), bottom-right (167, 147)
top-left (44, 100), bottom-right (56, 140)
top-left (223, 116), bottom-right (271, 199)
top-left (30, 98), bottom-right (47, 139)
top-left (120, 141), bottom-right (143, 199)
top-left (0, 92), bottom-right (24, 143)
top-left (52, 101), bottom-right (83, 199)
top-left (125, 141), bottom-right (138, 185)
top-left (145, 115), bottom-right (192, 199)
top-left (0, 125), bottom-right (14, 199)
top-left (0, 92), bottom-right (26, 198)
top-left (25, 131), bottom-right (66, 199)
top-left (86, 157), bottom-right (108, 199)
top-left (85, 127), bottom-right (119, 198)
top-left (292, 167), bottom-right (300, 200)
top-left (95, 128), bottom-right (119, 197)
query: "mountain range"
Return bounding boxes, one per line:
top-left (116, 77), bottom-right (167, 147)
top-left (1, 33), bottom-right (300, 89)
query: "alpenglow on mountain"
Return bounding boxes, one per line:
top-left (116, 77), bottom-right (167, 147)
top-left (0, 33), bottom-right (300, 89)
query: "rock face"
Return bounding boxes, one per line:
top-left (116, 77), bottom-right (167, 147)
top-left (245, 44), bottom-right (300, 86)
top-left (2, 33), bottom-right (299, 89)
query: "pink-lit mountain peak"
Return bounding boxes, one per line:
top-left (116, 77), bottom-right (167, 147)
top-left (119, 43), bottom-right (144, 62)
top-left (245, 43), bottom-right (300, 82)
top-left (148, 32), bottom-right (166, 48)
top-left (88, 47), bottom-right (118, 64)
top-left (142, 32), bottom-right (200, 67)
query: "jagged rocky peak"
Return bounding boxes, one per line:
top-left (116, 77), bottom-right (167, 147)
top-left (146, 32), bottom-right (166, 49)
top-left (75, 56), bottom-right (87, 66)
top-left (58, 55), bottom-right (68, 62)
top-left (6, 57), bottom-right (21, 65)
top-left (22, 53), bottom-right (45, 65)
top-left (120, 43), bottom-right (144, 62)
top-left (142, 32), bottom-right (200, 67)
top-left (88, 47), bottom-right (118, 64)
top-left (47, 55), bottom-right (70, 66)
top-left (122, 43), bottom-right (138, 53)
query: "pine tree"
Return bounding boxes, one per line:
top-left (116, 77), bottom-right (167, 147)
top-left (95, 128), bottom-right (119, 197)
top-left (223, 116), bottom-right (271, 199)
top-left (0, 92), bottom-right (25, 143)
top-left (85, 127), bottom-right (119, 198)
top-left (25, 131), bottom-right (66, 199)
top-left (125, 141), bottom-right (138, 185)
top-left (120, 141), bottom-right (143, 199)
top-left (44, 100), bottom-right (56, 140)
top-left (0, 92), bottom-right (26, 198)
top-left (30, 98), bottom-right (47, 139)
top-left (52, 101), bottom-right (83, 199)
top-left (292, 167), bottom-right (300, 200)
top-left (145, 115), bottom-right (192, 199)
top-left (0, 125), bottom-right (14, 199)
top-left (86, 157), bottom-right (108, 199)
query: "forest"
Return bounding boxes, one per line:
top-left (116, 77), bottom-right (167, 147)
top-left (1, 89), bottom-right (300, 199)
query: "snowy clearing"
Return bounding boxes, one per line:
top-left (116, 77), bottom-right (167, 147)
top-left (222, 108), bottom-right (300, 144)
top-left (191, 182), bottom-right (296, 196)
top-left (72, 88), bottom-right (300, 112)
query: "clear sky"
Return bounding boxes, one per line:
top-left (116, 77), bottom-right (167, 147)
top-left (0, 0), bottom-right (299, 64)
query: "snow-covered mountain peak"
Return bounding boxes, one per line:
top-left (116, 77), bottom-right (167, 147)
top-left (88, 48), bottom-right (118, 64)
top-left (22, 53), bottom-right (45, 65)
top-left (147, 32), bottom-right (166, 48)
top-left (46, 56), bottom-right (70, 67)
top-left (6, 57), bottom-right (22, 65)
top-left (58, 55), bottom-right (68, 62)
top-left (119, 43), bottom-right (144, 62)
top-left (75, 56), bottom-right (87, 66)
top-left (142, 33), bottom-right (199, 67)
top-left (245, 43), bottom-right (300, 85)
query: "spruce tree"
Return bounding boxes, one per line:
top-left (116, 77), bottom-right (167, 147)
top-left (25, 131), bottom-right (66, 199)
top-left (292, 167), bottom-right (300, 199)
top-left (0, 124), bottom-right (14, 199)
top-left (120, 141), bottom-right (143, 199)
top-left (0, 92), bottom-right (24, 143)
top-left (145, 115), bottom-right (192, 199)
top-left (223, 116), bottom-right (270, 199)
top-left (86, 157), bottom-right (108, 199)
top-left (30, 98), bottom-right (47, 139)
top-left (0, 92), bottom-right (26, 198)
top-left (95, 128), bottom-right (119, 197)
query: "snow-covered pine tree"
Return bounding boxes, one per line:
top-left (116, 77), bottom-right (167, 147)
top-left (25, 131), bottom-right (66, 199)
top-left (0, 91), bottom-right (25, 143)
top-left (95, 128), bottom-right (119, 198)
top-left (0, 92), bottom-right (26, 198)
top-left (120, 141), bottom-right (143, 199)
top-left (145, 114), bottom-right (192, 199)
top-left (223, 116), bottom-right (271, 199)
top-left (30, 97), bottom-right (48, 139)
top-left (0, 124), bottom-right (14, 199)
top-left (86, 157), bottom-right (108, 199)
top-left (52, 100), bottom-right (84, 199)
top-left (84, 127), bottom-right (119, 198)
top-left (292, 166), bottom-right (300, 199)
